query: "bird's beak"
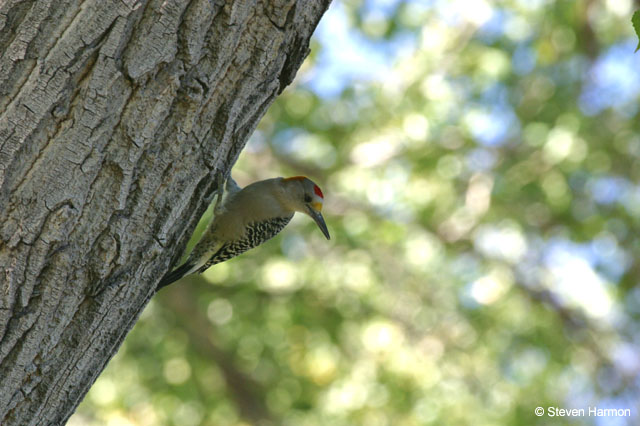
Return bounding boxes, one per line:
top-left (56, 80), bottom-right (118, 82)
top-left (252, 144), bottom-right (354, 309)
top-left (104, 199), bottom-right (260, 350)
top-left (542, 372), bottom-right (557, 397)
top-left (306, 205), bottom-right (330, 239)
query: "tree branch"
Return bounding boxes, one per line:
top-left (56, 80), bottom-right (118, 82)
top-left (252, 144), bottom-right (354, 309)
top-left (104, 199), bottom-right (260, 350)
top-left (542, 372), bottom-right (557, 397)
top-left (0, 0), bottom-right (331, 423)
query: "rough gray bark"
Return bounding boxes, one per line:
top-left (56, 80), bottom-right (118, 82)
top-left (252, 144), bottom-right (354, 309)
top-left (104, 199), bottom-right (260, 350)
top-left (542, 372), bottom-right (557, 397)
top-left (0, 0), bottom-right (331, 424)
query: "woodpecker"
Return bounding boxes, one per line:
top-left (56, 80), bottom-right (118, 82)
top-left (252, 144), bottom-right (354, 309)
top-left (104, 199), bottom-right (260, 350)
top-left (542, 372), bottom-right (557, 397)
top-left (157, 175), bottom-right (330, 290)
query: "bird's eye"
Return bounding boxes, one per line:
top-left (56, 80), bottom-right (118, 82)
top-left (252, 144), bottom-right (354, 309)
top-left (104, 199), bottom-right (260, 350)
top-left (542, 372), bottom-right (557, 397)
top-left (304, 194), bottom-right (312, 203)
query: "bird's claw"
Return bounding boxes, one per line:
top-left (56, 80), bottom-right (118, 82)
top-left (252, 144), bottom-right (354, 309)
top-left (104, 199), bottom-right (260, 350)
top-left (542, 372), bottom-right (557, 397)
top-left (214, 170), bottom-right (227, 214)
top-left (214, 169), bottom-right (225, 191)
top-left (213, 170), bottom-right (241, 215)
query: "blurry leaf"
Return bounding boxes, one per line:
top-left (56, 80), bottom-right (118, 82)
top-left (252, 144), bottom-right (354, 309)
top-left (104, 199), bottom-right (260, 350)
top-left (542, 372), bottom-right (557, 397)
top-left (634, 11), bottom-right (640, 52)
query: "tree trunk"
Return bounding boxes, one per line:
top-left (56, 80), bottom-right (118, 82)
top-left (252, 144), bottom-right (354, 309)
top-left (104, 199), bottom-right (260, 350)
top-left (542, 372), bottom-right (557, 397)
top-left (0, 0), bottom-right (330, 424)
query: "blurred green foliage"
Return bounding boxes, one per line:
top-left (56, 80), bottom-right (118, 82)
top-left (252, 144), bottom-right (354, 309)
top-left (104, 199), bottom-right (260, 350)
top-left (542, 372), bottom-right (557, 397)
top-left (633, 10), bottom-right (640, 51)
top-left (73, 1), bottom-right (640, 425)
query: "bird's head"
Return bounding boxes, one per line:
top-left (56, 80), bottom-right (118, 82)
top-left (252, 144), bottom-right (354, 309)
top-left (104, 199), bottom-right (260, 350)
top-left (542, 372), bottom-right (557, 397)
top-left (282, 176), bottom-right (330, 239)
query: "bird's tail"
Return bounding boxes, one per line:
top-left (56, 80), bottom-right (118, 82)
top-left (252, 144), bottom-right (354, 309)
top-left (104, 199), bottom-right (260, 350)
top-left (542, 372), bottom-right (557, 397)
top-left (156, 262), bottom-right (195, 291)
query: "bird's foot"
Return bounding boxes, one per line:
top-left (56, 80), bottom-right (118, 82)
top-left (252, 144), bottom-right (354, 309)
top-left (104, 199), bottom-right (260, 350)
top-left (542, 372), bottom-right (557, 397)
top-left (213, 170), bottom-right (226, 214)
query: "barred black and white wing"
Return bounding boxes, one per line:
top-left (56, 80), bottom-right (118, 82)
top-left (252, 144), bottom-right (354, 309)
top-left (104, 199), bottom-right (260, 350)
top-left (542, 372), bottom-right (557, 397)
top-left (198, 216), bottom-right (292, 272)
top-left (157, 216), bottom-right (292, 290)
